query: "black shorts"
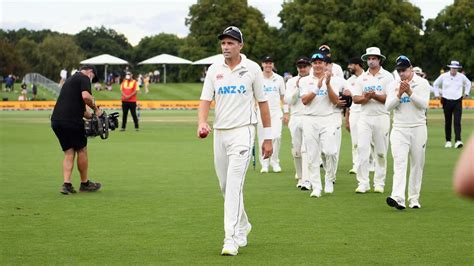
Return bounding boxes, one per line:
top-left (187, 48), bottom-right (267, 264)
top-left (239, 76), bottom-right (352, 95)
top-left (51, 120), bottom-right (87, 151)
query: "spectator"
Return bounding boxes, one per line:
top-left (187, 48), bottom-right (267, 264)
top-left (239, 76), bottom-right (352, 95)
top-left (5, 75), bottom-right (14, 92)
top-left (120, 71), bottom-right (139, 131)
top-left (31, 84), bottom-right (38, 100)
top-left (143, 74), bottom-right (150, 94)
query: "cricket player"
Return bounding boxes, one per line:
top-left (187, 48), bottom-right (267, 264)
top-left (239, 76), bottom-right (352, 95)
top-left (385, 55), bottom-right (430, 209)
top-left (318, 45), bottom-right (344, 78)
top-left (197, 26), bottom-right (273, 256)
top-left (353, 47), bottom-right (394, 193)
top-left (257, 56), bottom-right (287, 173)
top-left (299, 53), bottom-right (339, 197)
top-left (283, 56), bottom-right (312, 189)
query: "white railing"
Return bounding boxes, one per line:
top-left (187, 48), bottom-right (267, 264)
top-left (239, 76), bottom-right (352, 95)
top-left (22, 73), bottom-right (60, 96)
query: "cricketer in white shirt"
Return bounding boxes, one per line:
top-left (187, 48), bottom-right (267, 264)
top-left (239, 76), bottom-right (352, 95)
top-left (386, 68), bottom-right (430, 209)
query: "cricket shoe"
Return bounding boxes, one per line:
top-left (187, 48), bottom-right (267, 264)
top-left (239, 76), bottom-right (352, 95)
top-left (386, 196), bottom-right (406, 210)
top-left (454, 141), bottom-right (463, 149)
top-left (235, 223), bottom-right (252, 247)
top-left (79, 180), bottom-right (101, 192)
top-left (300, 181), bottom-right (312, 191)
top-left (409, 200), bottom-right (421, 209)
top-left (310, 189), bottom-right (322, 198)
top-left (60, 183), bottom-right (77, 195)
top-left (355, 185), bottom-right (369, 193)
top-left (260, 167), bottom-right (269, 173)
top-left (444, 141), bottom-right (452, 148)
top-left (221, 243), bottom-right (238, 256)
top-left (324, 182), bottom-right (334, 194)
top-left (348, 168), bottom-right (356, 174)
top-left (374, 186), bottom-right (384, 193)
top-left (272, 164), bottom-right (282, 173)
top-left (296, 181), bottom-right (303, 189)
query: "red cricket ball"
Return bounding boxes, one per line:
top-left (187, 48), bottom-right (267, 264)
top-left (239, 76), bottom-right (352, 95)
top-left (199, 129), bottom-right (209, 138)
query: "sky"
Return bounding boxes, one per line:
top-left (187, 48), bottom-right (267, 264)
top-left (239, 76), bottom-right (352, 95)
top-left (0, 0), bottom-right (454, 46)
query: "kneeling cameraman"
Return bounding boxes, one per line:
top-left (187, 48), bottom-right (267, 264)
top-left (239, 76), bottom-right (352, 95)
top-left (51, 64), bottom-right (103, 194)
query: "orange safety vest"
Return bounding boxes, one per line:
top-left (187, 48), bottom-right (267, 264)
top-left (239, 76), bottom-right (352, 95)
top-left (121, 79), bottom-right (138, 102)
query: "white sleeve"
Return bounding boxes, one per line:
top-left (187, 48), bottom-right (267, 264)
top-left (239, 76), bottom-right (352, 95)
top-left (409, 81), bottom-right (430, 110)
top-left (253, 67), bottom-right (266, 102)
top-left (433, 75), bottom-right (443, 97)
top-left (284, 79), bottom-right (298, 105)
top-left (200, 68), bottom-right (214, 101)
top-left (462, 75), bottom-right (472, 96)
top-left (353, 77), bottom-right (363, 96)
top-left (385, 81), bottom-right (401, 111)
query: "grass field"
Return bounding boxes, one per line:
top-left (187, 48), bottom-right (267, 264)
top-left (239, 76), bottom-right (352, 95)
top-left (0, 109), bottom-right (473, 264)
top-left (1, 83), bottom-right (203, 101)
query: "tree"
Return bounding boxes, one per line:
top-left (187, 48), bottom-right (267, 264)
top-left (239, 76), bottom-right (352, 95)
top-left (75, 26), bottom-right (132, 60)
top-left (278, 0), bottom-right (424, 75)
top-left (423, 0), bottom-right (474, 79)
top-left (36, 35), bottom-right (84, 80)
top-left (0, 39), bottom-right (30, 77)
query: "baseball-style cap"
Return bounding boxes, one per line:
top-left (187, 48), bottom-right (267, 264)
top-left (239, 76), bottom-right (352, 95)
top-left (262, 56), bottom-right (274, 63)
top-left (413, 66), bottom-right (423, 74)
top-left (395, 55), bottom-right (412, 70)
top-left (296, 56), bottom-right (311, 66)
top-left (218, 26), bottom-right (243, 43)
top-left (447, 60), bottom-right (462, 68)
top-left (318, 45), bottom-right (331, 55)
top-left (348, 57), bottom-right (364, 67)
top-left (80, 64), bottom-right (99, 82)
top-left (311, 53), bottom-right (330, 63)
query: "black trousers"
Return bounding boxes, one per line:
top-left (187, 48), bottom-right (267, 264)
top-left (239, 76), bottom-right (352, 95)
top-left (122, 101), bottom-right (139, 129)
top-left (441, 97), bottom-right (462, 142)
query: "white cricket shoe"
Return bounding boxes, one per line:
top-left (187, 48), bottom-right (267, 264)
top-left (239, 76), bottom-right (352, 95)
top-left (324, 182), bottom-right (334, 194)
top-left (445, 141), bottom-right (452, 148)
top-left (348, 168), bottom-right (356, 174)
top-left (300, 181), bottom-right (312, 191)
top-left (355, 185), bottom-right (369, 193)
top-left (272, 164), bottom-right (282, 173)
top-left (409, 200), bottom-right (421, 209)
top-left (454, 141), bottom-right (463, 149)
top-left (260, 167), bottom-right (269, 173)
top-left (221, 243), bottom-right (238, 256)
top-left (310, 189), bottom-right (322, 198)
top-left (235, 223), bottom-right (252, 247)
top-left (386, 196), bottom-right (406, 210)
top-left (296, 181), bottom-right (303, 189)
top-left (374, 186), bottom-right (384, 193)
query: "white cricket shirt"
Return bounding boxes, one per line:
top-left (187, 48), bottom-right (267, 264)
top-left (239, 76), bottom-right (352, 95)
top-left (386, 74), bottom-right (430, 128)
top-left (284, 75), bottom-right (305, 116)
top-left (200, 54), bottom-right (266, 129)
top-left (299, 74), bottom-right (338, 116)
top-left (331, 63), bottom-right (344, 78)
top-left (353, 67), bottom-right (394, 116)
top-left (262, 72), bottom-right (285, 116)
top-left (347, 74), bottom-right (361, 113)
top-left (433, 72), bottom-right (471, 100)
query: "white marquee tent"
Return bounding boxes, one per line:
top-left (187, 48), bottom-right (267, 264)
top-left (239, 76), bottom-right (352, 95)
top-left (138, 54), bottom-right (192, 83)
top-left (192, 54), bottom-right (224, 65)
top-left (80, 54), bottom-right (128, 81)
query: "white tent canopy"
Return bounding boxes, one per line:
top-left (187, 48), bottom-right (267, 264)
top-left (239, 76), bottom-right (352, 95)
top-left (80, 54), bottom-right (128, 81)
top-left (192, 54), bottom-right (224, 65)
top-left (138, 54), bottom-right (192, 83)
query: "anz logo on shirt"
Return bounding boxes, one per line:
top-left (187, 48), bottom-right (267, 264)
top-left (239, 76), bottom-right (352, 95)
top-left (363, 85), bottom-right (383, 92)
top-left (217, 85), bottom-right (247, 95)
top-left (263, 85), bottom-right (277, 93)
top-left (316, 89), bottom-right (328, 96)
top-left (399, 96), bottom-right (411, 103)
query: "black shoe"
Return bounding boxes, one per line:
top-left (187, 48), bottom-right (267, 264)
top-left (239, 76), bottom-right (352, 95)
top-left (60, 183), bottom-right (77, 195)
top-left (120, 128), bottom-right (125, 131)
top-left (386, 197), bottom-right (406, 210)
top-left (80, 180), bottom-right (102, 192)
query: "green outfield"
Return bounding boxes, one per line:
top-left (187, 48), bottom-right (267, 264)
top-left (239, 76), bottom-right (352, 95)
top-left (0, 109), bottom-right (473, 264)
top-left (1, 83), bottom-right (203, 101)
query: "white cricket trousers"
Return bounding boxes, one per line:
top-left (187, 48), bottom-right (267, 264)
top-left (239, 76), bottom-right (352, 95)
top-left (356, 114), bottom-right (390, 188)
top-left (303, 115), bottom-right (337, 192)
top-left (349, 111), bottom-right (361, 170)
top-left (214, 125), bottom-right (255, 246)
top-left (390, 126), bottom-right (427, 203)
top-left (257, 112), bottom-right (282, 168)
top-left (288, 115), bottom-right (308, 181)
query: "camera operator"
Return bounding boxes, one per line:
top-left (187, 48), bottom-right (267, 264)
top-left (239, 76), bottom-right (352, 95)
top-left (51, 64), bottom-right (103, 195)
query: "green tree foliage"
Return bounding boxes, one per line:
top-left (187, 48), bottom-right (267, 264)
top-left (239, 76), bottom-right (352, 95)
top-left (423, 0), bottom-right (474, 79)
top-left (75, 26), bottom-right (132, 60)
top-left (0, 39), bottom-right (30, 77)
top-left (279, 0), bottom-right (424, 75)
top-left (36, 35), bottom-right (84, 80)
top-left (184, 0), bottom-right (279, 63)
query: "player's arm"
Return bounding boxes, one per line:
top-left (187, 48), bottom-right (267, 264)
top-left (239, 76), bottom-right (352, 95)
top-left (432, 75), bottom-right (442, 99)
top-left (197, 100), bottom-right (212, 137)
top-left (406, 81), bottom-right (430, 109)
top-left (385, 82), bottom-right (401, 111)
top-left (258, 101), bottom-right (273, 159)
top-left (462, 75), bottom-right (472, 98)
